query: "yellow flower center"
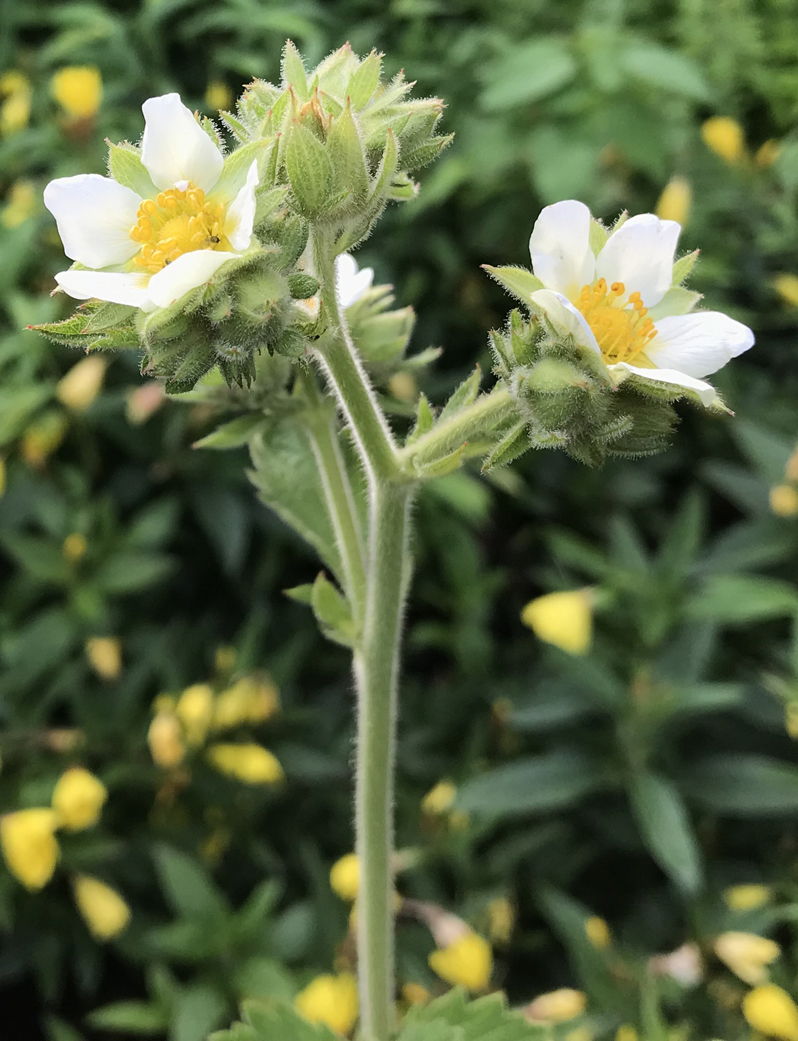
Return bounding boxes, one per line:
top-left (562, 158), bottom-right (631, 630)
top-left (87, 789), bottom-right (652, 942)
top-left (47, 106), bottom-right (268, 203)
top-left (130, 183), bottom-right (228, 273)
top-left (576, 278), bottom-right (657, 365)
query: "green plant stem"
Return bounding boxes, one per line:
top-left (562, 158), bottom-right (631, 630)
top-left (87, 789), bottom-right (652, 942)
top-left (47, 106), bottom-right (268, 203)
top-left (354, 481), bottom-right (411, 1040)
top-left (300, 374), bottom-right (368, 623)
top-left (398, 385), bottom-right (515, 470)
top-left (311, 231), bottom-right (411, 1040)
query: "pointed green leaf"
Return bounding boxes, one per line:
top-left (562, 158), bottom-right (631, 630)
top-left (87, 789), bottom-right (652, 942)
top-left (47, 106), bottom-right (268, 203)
top-left (369, 129), bottom-right (399, 203)
top-left (285, 123), bottom-right (333, 216)
top-left (328, 100), bottom-right (369, 202)
top-left (399, 989), bottom-right (539, 1041)
top-left (107, 142), bottom-right (157, 198)
top-left (347, 51), bottom-right (382, 108)
top-left (482, 265), bottom-right (544, 305)
top-left (406, 393), bottom-right (434, 445)
top-left (482, 420), bottom-right (530, 472)
top-left (311, 572), bottom-right (358, 646)
top-left (438, 366), bottom-right (481, 422)
top-left (282, 41), bottom-right (308, 99)
top-left (671, 249), bottom-right (699, 285)
top-left (630, 772), bottom-right (703, 894)
top-left (193, 414), bottom-right (268, 450)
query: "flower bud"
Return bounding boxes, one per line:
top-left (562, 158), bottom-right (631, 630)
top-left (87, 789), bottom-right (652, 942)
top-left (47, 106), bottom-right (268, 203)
top-left (773, 274), bottom-right (798, 307)
top-left (756, 139), bottom-right (781, 168)
top-left (743, 985), bottom-right (798, 1041)
top-left (521, 589), bottom-right (593, 656)
top-left (421, 779), bottom-right (457, 816)
top-left (1, 180), bottom-right (37, 228)
top-left (73, 875), bottom-right (130, 940)
top-left (85, 636), bottom-right (122, 681)
top-left (428, 931), bottom-right (493, 993)
top-left (205, 80), bottom-right (233, 112)
top-left (585, 916), bottom-right (611, 949)
top-left (51, 67), bottom-right (102, 121)
top-left (175, 683), bottom-right (214, 746)
top-left (0, 808), bottom-right (59, 890)
top-left (0, 71), bottom-right (31, 136)
top-left (52, 767), bottom-right (107, 831)
top-left (57, 356), bottom-right (107, 411)
top-left (487, 897), bottom-right (515, 944)
top-left (723, 884), bottom-right (772, 912)
top-left (656, 175), bottom-right (691, 227)
top-left (295, 972), bottom-right (359, 1035)
top-left (62, 533), bottom-right (87, 562)
top-left (330, 853), bottom-right (359, 901)
top-left (206, 743), bottom-right (283, 784)
top-left (21, 411), bottom-right (68, 468)
top-left (148, 712), bottom-right (185, 768)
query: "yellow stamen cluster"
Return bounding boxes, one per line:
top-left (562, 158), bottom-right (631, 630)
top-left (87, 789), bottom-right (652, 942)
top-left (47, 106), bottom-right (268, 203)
top-left (130, 184), bottom-right (227, 273)
top-left (577, 278), bottom-right (657, 365)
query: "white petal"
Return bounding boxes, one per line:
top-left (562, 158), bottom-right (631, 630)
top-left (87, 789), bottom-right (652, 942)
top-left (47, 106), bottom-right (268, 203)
top-left (529, 200), bottom-right (595, 299)
top-left (141, 94), bottom-right (223, 193)
top-left (336, 253), bottom-right (374, 309)
top-left (613, 362), bottom-right (718, 406)
top-left (224, 160), bottom-right (259, 251)
top-left (44, 175), bottom-right (142, 269)
top-left (648, 311), bottom-right (755, 377)
top-left (596, 214), bottom-right (680, 307)
top-left (55, 269), bottom-right (153, 311)
top-left (530, 289), bottom-right (600, 353)
top-left (146, 250), bottom-right (236, 308)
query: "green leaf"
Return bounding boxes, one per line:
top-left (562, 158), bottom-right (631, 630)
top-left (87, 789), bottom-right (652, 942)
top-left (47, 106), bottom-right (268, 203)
top-left (0, 534), bottom-right (68, 585)
top-left (630, 772), bottom-right (703, 894)
top-left (96, 552), bottom-right (176, 594)
top-left (681, 755), bottom-right (798, 815)
top-left (212, 1002), bottom-right (338, 1041)
top-left (457, 750), bottom-right (604, 819)
top-left (406, 394), bottom-right (434, 445)
top-left (686, 575), bottom-right (798, 623)
top-left (171, 984), bottom-right (229, 1041)
top-left (107, 142), bottom-right (158, 198)
top-left (193, 414), bottom-right (268, 450)
top-left (482, 265), bottom-right (544, 305)
top-left (286, 124), bottom-right (332, 216)
top-left (0, 384), bottom-right (54, 446)
top-left (399, 989), bottom-right (539, 1041)
top-left (233, 957), bottom-right (294, 1002)
top-left (620, 40), bottom-right (710, 100)
top-left (43, 1016), bottom-right (86, 1041)
top-left (438, 367), bottom-right (481, 423)
top-left (311, 572), bottom-right (358, 646)
top-left (733, 420), bottom-right (793, 485)
top-left (481, 38), bottom-right (577, 110)
top-left (152, 844), bottom-right (230, 923)
top-left (87, 1002), bottom-right (167, 1035)
top-left (482, 421), bottom-right (530, 472)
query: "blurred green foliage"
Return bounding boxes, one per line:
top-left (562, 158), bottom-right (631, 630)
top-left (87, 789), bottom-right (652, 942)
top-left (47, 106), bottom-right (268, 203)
top-left (3, 1), bottom-right (798, 1040)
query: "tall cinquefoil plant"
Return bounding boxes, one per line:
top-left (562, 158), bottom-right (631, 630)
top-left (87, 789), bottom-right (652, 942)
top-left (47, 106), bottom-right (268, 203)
top-left (35, 41), bottom-right (754, 1041)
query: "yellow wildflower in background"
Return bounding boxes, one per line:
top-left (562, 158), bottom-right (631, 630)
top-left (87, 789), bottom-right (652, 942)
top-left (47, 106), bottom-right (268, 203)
top-left (655, 176), bottom-right (691, 227)
top-left (295, 972), bottom-right (359, 1035)
top-left (770, 485), bottom-right (798, 517)
top-left (0, 71), bottom-right (32, 136)
top-left (723, 884), bottom-right (772, 912)
top-left (1, 180), bottom-right (37, 228)
top-left (21, 411), bottom-right (68, 468)
top-left (521, 589), bottom-right (593, 655)
top-left (176, 684), bottom-right (214, 746)
top-left (585, 915), bottom-right (611, 949)
top-left (773, 274), bottom-right (798, 308)
top-left (126, 381), bottom-right (165, 425)
top-left (212, 675), bottom-right (280, 728)
top-left (57, 356), bottom-right (107, 412)
top-left (85, 636), bottom-right (122, 680)
top-left (330, 853), bottom-right (360, 901)
top-left (62, 533), bottom-right (87, 562)
top-left (0, 809), bottom-right (59, 890)
top-left (743, 984), bottom-right (798, 1041)
top-left (487, 896), bottom-right (515, 944)
top-left (714, 931), bottom-right (780, 984)
top-left (756, 139), bottom-right (781, 168)
top-left (51, 767), bottom-right (107, 831)
top-left (50, 66), bottom-right (102, 120)
top-left (428, 932), bottom-right (492, 992)
top-left (207, 743), bottom-right (284, 784)
top-left (214, 645), bottom-right (237, 673)
top-left (148, 711), bottom-right (185, 768)
top-left (73, 875), bottom-right (130, 940)
top-left (526, 989), bottom-right (587, 1023)
top-left (402, 983), bottom-right (431, 1006)
top-left (205, 80), bottom-right (233, 111)
top-left (615, 1027), bottom-right (638, 1041)
top-left (422, 779), bottom-right (457, 816)
top-left (388, 371), bottom-right (418, 403)
top-left (701, 116), bottom-right (745, 165)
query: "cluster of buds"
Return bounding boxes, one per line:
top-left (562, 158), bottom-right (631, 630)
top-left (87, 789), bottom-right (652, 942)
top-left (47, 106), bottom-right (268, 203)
top-left (35, 42), bottom-right (449, 393)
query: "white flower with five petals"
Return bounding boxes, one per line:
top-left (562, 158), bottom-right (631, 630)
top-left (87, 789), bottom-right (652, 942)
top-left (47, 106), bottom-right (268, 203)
top-left (44, 94), bottom-right (259, 314)
top-left (528, 200), bottom-right (754, 405)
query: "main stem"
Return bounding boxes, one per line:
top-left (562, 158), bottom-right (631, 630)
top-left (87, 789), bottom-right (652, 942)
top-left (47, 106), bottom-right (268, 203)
top-left (312, 232), bottom-right (409, 1040)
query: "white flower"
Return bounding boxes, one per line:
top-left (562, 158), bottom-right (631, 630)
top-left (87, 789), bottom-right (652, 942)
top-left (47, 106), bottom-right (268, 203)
top-left (528, 200), bottom-right (754, 406)
top-left (44, 94), bottom-right (259, 314)
top-left (336, 252), bottom-right (373, 309)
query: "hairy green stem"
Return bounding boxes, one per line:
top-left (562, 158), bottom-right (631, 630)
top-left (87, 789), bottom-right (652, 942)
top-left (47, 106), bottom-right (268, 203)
top-left (300, 374), bottom-right (368, 623)
top-left (398, 385), bottom-right (515, 470)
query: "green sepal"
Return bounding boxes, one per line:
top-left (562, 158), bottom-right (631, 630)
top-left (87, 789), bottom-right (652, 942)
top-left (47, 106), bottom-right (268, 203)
top-left (671, 249), bottom-right (699, 285)
top-left (281, 40), bottom-right (309, 100)
top-left (482, 264), bottom-right (544, 305)
top-left (481, 420), bottom-right (531, 472)
top-left (327, 99), bottom-right (369, 203)
top-left (648, 286), bottom-right (702, 320)
top-left (285, 123), bottom-right (333, 217)
top-left (31, 305), bottom-right (139, 351)
top-left (589, 218), bottom-right (608, 256)
top-left (347, 50), bottom-right (382, 108)
top-left (413, 442), bottom-right (466, 479)
top-left (283, 583), bottom-right (313, 604)
top-left (107, 142), bottom-right (157, 198)
top-left (369, 129), bottom-right (399, 204)
top-left (401, 133), bottom-right (454, 172)
top-left (214, 138), bottom-right (274, 200)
